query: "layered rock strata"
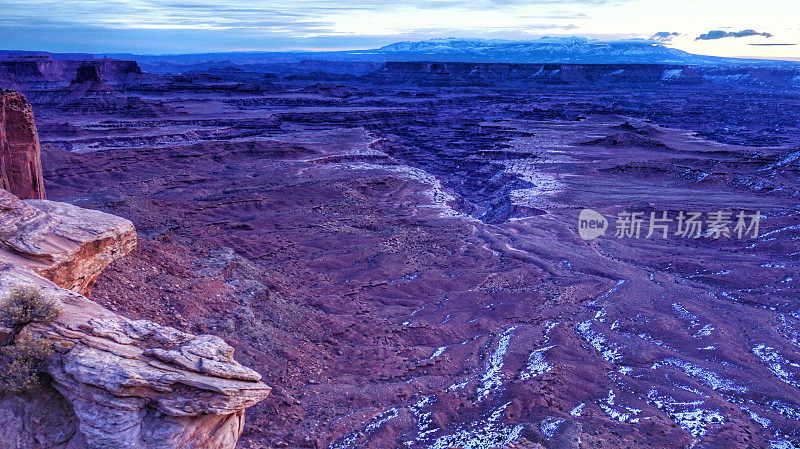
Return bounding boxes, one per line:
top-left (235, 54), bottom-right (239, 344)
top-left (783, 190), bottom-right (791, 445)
top-left (0, 90), bottom-right (45, 200)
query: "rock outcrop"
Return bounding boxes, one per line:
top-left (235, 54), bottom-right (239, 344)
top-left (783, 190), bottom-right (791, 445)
top-left (0, 55), bottom-right (142, 85)
top-left (0, 190), bottom-right (136, 296)
top-left (0, 189), bottom-right (270, 448)
top-left (72, 64), bottom-right (104, 85)
top-left (0, 94), bottom-right (269, 449)
top-left (0, 90), bottom-right (45, 200)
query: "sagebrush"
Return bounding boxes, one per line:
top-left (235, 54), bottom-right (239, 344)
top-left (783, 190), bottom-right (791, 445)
top-left (0, 285), bottom-right (60, 330)
top-left (0, 286), bottom-right (60, 395)
top-left (0, 335), bottom-right (53, 395)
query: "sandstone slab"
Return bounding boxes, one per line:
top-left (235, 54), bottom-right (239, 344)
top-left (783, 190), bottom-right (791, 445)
top-left (0, 189), bottom-right (136, 296)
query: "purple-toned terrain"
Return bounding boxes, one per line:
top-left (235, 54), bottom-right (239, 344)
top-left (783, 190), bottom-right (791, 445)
top-left (2, 52), bottom-right (800, 448)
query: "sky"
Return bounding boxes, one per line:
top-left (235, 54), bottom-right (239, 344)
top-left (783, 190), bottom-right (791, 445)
top-left (0, 0), bottom-right (798, 59)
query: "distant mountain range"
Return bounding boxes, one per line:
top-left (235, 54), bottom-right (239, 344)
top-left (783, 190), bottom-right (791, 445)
top-left (361, 37), bottom-right (754, 65)
top-left (2, 37), bottom-right (796, 72)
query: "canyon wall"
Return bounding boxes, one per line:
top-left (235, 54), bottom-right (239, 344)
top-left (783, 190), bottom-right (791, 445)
top-left (0, 56), bottom-right (142, 85)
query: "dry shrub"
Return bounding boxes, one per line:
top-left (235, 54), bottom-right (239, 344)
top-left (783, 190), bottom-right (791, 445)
top-left (0, 285), bottom-right (60, 329)
top-left (0, 286), bottom-right (60, 395)
top-left (0, 335), bottom-right (53, 395)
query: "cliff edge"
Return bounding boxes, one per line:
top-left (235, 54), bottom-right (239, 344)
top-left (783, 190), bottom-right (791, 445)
top-left (0, 92), bottom-right (270, 448)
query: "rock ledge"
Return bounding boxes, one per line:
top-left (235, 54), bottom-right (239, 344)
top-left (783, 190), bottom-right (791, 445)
top-left (0, 189), bottom-right (269, 448)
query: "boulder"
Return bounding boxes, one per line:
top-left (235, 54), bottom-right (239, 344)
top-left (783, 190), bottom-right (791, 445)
top-left (0, 264), bottom-right (271, 449)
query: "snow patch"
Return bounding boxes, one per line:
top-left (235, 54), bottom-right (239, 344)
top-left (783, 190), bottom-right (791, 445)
top-left (427, 402), bottom-right (523, 449)
top-left (741, 406), bottom-right (771, 428)
top-left (647, 390), bottom-right (725, 437)
top-left (520, 321), bottom-right (558, 380)
top-left (753, 345), bottom-right (800, 389)
top-left (577, 320), bottom-right (623, 364)
top-left (598, 389), bottom-right (641, 423)
top-left (429, 346), bottom-right (447, 360)
top-left (771, 440), bottom-right (800, 449)
top-left (654, 358), bottom-right (747, 393)
top-left (477, 327), bottom-right (516, 401)
top-left (661, 69), bottom-right (683, 80)
top-left (540, 417), bottom-right (565, 439)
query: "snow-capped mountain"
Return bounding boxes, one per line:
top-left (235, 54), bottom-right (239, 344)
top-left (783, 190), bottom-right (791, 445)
top-left (104, 36), bottom-right (797, 73)
top-left (360, 37), bottom-right (775, 65)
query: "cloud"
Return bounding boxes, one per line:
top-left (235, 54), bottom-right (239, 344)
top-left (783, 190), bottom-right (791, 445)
top-left (650, 31), bottom-right (679, 43)
top-left (0, 0), bottom-right (617, 37)
top-left (696, 29), bottom-right (772, 40)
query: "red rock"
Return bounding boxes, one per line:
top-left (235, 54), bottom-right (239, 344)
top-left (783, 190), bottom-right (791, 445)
top-left (0, 189), bottom-right (136, 296)
top-left (0, 55), bottom-right (142, 85)
top-left (0, 188), bottom-right (269, 449)
top-left (0, 263), bottom-right (271, 449)
top-left (10, 56), bottom-right (800, 448)
top-left (0, 90), bottom-right (45, 200)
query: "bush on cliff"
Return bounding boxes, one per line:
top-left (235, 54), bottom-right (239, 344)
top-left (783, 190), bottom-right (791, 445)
top-left (0, 286), bottom-right (60, 332)
top-left (0, 335), bottom-right (54, 395)
top-left (0, 286), bottom-right (60, 395)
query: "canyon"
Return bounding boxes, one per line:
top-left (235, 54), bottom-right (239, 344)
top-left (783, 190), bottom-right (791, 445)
top-left (0, 54), bottom-right (799, 449)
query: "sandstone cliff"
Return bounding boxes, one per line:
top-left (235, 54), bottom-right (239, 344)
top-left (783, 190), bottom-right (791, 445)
top-left (0, 93), bottom-right (269, 448)
top-left (73, 64), bottom-right (105, 85)
top-left (0, 90), bottom-right (45, 200)
top-left (0, 56), bottom-right (142, 85)
top-left (0, 190), bottom-right (136, 296)
top-left (0, 188), bottom-right (270, 449)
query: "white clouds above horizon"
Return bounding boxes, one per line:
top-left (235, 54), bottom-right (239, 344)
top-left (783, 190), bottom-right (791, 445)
top-left (0, 0), bottom-right (797, 58)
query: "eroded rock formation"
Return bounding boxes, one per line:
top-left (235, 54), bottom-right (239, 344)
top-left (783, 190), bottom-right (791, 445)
top-left (73, 64), bottom-right (103, 85)
top-left (0, 90), bottom-right (45, 200)
top-left (0, 94), bottom-right (269, 447)
top-left (0, 55), bottom-right (142, 85)
top-left (0, 191), bottom-right (136, 296)
top-left (0, 190), bottom-right (270, 448)
top-left (9, 55), bottom-right (799, 447)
